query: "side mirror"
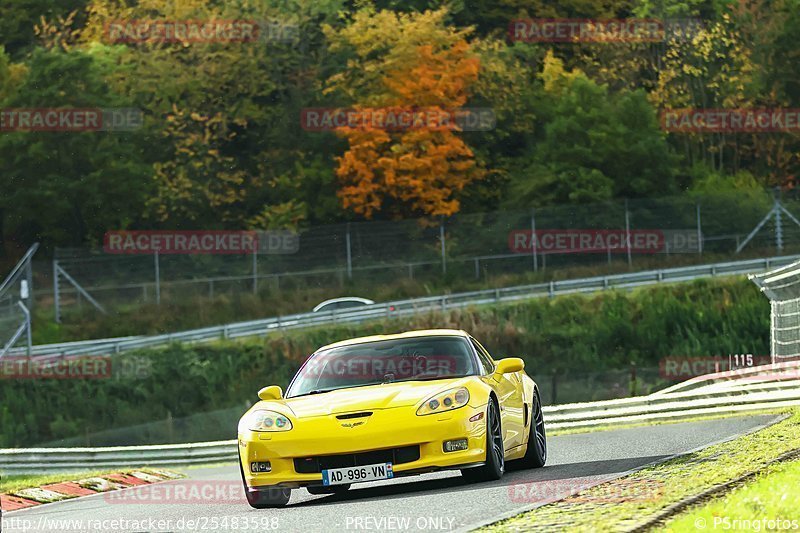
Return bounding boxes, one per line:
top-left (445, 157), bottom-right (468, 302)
top-left (258, 385), bottom-right (283, 401)
top-left (494, 358), bottom-right (524, 375)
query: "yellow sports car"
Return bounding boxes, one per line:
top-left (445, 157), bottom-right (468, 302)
top-left (237, 329), bottom-right (547, 507)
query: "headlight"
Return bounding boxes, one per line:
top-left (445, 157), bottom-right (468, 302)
top-left (244, 409), bottom-right (293, 432)
top-left (416, 387), bottom-right (470, 416)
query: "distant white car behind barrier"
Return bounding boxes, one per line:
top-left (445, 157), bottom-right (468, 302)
top-left (312, 296), bottom-right (375, 313)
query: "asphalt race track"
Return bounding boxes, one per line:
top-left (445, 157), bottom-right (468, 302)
top-left (2, 414), bottom-right (781, 533)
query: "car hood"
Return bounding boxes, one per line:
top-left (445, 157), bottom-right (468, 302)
top-left (264, 378), bottom-right (472, 418)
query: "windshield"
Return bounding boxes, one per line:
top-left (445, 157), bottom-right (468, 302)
top-left (286, 336), bottom-right (478, 398)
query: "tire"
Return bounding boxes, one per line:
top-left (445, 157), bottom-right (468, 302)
top-left (239, 458), bottom-right (291, 508)
top-left (461, 399), bottom-right (504, 482)
top-left (521, 389), bottom-right (547, 468)
top-left (307, 484), bottom-right (351, 495)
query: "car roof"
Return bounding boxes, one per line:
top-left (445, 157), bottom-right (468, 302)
top-left (317, 329), bottom-right (470, 351)
top-left (312, 296), bottom-right (375, 312)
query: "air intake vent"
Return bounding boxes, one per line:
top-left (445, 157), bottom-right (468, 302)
top-left (336, 411), bottom-right (373, 420)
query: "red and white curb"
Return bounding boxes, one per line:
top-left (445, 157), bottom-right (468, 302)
top-left (0, 468), bottom-right (183, 511)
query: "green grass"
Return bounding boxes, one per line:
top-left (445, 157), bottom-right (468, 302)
top-left (663, 459), bottom-right (800, 531)
top-left (482, 409), bottom-right (800, 532)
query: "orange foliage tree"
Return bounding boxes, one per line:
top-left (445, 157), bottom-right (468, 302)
top-left (327, 10), bottom-right (485, 219)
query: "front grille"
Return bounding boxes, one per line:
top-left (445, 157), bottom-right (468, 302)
top-left (294, 445), bottom-right (420, 474)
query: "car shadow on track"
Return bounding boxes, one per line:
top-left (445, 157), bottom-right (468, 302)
top-left (289, 455), bottom-right (671, 507)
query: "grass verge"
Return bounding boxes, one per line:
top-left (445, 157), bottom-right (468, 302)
top-left (547, 407), bottom-right (792, 437)
top-left (482, 409), bottom-right (800, 532)
top-left (662, 458), bottom-right (800, 531)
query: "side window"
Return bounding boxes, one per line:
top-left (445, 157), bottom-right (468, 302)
top-left (470, 338), bottom-right (495, 375)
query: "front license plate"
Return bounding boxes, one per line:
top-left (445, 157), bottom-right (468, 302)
top-left (322, 462), bottom-right (393, 486)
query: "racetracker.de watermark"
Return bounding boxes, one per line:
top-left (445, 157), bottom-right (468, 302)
top-left (104, 19), bottom-right (298, 44)
top-left (659, 355), bottom-right (800, 381)
top-left (509, 18), bottom-right (703, 43)
top-left (508, 478), bottom-right (663, 503)
top-left (103, 230), bottom-right (299, 255)
top-left (662, 109), bottom-right (800, 133)
top-left (104, 480), bottom-right (249, 505)
top-left (0, 356), bottom-right (111, 379)
top-left (300, 107), bottom-right (496, 132)
top-left (299, 355), bottom-right (458, 381)
top-left (0, 108), bottom-right (143, 132)
top-left (508, 229), bottom-right (700, 254)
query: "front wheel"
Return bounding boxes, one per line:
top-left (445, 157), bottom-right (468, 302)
top-left (239, 458), bottom-right (291, 508)
top-left (461, 400), bottom-right (504, 482)
top-left (520, 389), bottom-right (547, 468)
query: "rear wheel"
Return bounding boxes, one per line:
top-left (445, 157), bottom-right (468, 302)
top-left (521, 389), bottom-right (547, 468)
top-left (307, 484), bottom-right (351, 495)
top-left (461, 399), bottom-right (504, 482)
top-left (239, 458), bottom-right (291, 508)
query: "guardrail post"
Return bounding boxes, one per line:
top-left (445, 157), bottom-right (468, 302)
top-left (549, 281), bottom-right (555, 298)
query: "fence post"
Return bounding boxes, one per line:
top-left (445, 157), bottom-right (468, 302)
top-left (776, 199), bottom-right (783, 252)
top-left (696, 202), bottom-right (703, 255)
top-left (346, 223), bottom-right (353, 281)
top-left (440, 218), bottom-right (447, 275)
top-left (624, 199), bottom-right (632, 267)
top-left (531, 209), bottom-right (538, 272)
top-left (252, 248), bottom-right (258, 294)
top-left (154, 251), bottom-right (161, 305)
top-left (53, 258), bottom-right (61, 324)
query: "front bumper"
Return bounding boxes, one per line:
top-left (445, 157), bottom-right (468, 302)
top-left (239, 403), bottom-right (488, 488)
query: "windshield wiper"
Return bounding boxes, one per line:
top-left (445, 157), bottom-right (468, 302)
top-left (296, 389), bottom-right (336, 397)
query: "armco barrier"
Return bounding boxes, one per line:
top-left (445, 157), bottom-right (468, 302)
top-left (6, 254), bottom-right (800, 359)
top-left (2, 362), bottom-right (799, 474)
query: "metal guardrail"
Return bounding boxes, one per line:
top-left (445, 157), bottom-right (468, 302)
top-left (2, 363), bottom-right (798, 474)
top-left (10, 254), bottom-right (800, 359)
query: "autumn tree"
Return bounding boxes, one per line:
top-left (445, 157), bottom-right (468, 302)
top-left (324, 8), bottom-right (485, 219)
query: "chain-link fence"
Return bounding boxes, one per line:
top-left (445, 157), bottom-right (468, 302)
top-left (0, 243), bottom-right (38, 356)
top-left (45, 191), bottom-right (800, 323)
top-left (750, 256), bottom-right (800, 362)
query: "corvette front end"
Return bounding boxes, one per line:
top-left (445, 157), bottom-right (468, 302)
top-left (238, 392), bottom-right (489, 489)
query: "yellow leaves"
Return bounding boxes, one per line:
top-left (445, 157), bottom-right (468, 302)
top-left (541, 50), bottom-right (586, 95)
